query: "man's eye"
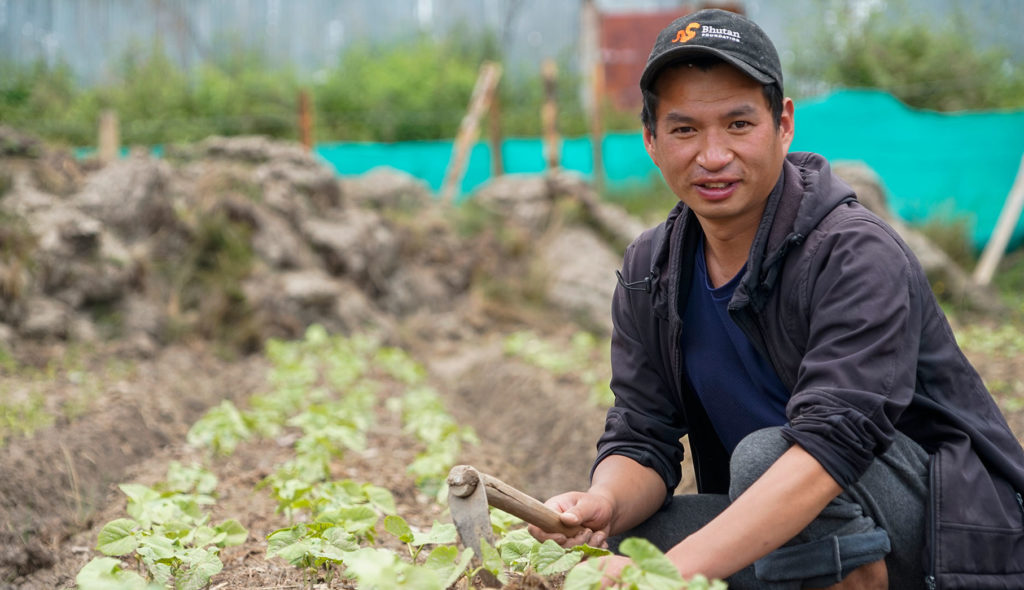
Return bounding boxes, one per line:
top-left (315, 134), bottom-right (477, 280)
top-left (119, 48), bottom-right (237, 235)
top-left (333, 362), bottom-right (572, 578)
top-left (731, 121), bottom-right (751, 129)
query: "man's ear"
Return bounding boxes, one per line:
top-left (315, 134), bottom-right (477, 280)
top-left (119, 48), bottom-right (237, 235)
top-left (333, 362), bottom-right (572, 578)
top-left (779, 97), bottom-right (795, 150)
top-left (642, 126), bottom-right (659, 167)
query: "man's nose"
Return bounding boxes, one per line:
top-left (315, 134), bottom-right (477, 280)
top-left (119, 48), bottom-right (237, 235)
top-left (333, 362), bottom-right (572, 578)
top-left (695, 133), bottom-right (733, 171)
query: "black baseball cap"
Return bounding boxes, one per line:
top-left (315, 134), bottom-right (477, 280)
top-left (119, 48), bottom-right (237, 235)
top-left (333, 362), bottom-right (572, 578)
top-left (640, 9), bottom-right (782, 92)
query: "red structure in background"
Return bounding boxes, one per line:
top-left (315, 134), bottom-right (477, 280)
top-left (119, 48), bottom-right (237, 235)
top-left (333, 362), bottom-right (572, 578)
top-left (598, 2), bottom-right (746, 112)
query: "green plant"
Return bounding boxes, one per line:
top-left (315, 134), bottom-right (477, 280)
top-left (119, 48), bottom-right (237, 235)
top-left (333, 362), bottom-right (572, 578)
top-left (186, 400), bottom-right (253, 456)
top-left (83, 463), bottom-right (248, 590)
top-left (564, 538), bottom-right (726, 590)
top-left (267, 513), bottom-right (467, 588)
top-left (315, 36), bottom-right (484, 142)
top-left (788, 0), bottom-right (1024, 110)
top-left (991, 250), bottom-right (1024, 315)
top-left (0, 388), bottom-right (53, 446)
top-left (388, 385), bottom-right (479, 495)
top-left (75, 557), bottom-right (163, 590)
top-left (504, 330), bottom-right (614, 406)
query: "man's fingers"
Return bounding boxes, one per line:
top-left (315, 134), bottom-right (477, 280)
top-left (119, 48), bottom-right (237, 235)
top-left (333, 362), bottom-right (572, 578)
top-left (559, 509), bottom-right (583, 526)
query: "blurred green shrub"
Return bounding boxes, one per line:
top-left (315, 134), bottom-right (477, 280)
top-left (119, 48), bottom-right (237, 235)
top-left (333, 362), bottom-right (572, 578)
top-left (0, 31), bottom-right (641, 147)
top-left (789, 1), bottom-right (1024, 111)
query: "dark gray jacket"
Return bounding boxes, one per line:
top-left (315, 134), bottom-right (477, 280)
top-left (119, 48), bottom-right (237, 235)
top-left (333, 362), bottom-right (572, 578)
top-left (597, 152), bottom-right (1024, 588)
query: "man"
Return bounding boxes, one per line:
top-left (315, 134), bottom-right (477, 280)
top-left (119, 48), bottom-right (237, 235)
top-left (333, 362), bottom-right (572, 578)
top-left (529, 8), bottom-right (1024, 589)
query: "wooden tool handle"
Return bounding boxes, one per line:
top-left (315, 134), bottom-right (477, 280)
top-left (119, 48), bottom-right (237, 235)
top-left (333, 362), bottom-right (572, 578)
top-left (479, 473), bottom-right (585, 537)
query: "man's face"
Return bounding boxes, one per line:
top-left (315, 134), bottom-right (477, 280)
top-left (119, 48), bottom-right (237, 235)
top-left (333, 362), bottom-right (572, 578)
top-left (643, 63), bottom-right (794, 232)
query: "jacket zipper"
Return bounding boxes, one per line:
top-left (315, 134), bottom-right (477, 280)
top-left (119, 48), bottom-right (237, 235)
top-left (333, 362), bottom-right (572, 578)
top-left (925, 456), bottom-right (939, 590)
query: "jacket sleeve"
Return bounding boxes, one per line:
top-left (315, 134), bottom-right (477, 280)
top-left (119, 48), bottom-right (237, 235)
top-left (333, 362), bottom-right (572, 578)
top-left (781, 210), bottom-right (921, 488)
top-left (593, 232), bottom-right (688, 499)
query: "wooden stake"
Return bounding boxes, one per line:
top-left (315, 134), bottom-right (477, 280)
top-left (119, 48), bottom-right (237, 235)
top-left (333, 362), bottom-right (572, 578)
top-left (489, 90), bottom-right (504, 177)
top-left (298, 89), bottom-right (314, 152)
top-left (441, 61), bottom-right (503, 204)
top-left (541, 59), bottom-right (561, 173)
top-left (97, 109), bottom-right (119, 165)
top-left (973, 153), bottom-right (1024, 286)
top-left (590, 60), bottom-right (605, 193)
top-left (581, 0), bottom-right (604, 192)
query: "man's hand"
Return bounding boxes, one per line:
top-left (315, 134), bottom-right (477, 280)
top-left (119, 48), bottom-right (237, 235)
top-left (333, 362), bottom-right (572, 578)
top-left (595, 555), bottom-right (634, 587)
top-left (528, 490), bottom-right (614, 548)
top-left (530, 456), bottom-right (665, 549)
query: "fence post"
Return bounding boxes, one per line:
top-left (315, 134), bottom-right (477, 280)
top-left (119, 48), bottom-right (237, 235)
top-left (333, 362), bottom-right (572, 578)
top-left (581, 0), bottom-right (604, 192)
top-left (973, 153), bottom-right (1024, 286)
top-left (298, 89), bottom-right (314, 152)
top-left (441, 61), bottom-right (503, 204)
top-left (541, 59), bottom-right (561, 173)
top-left (98, 109), bottom-right (120, 165)
top-left (489, 89), bottom-right (504, 178)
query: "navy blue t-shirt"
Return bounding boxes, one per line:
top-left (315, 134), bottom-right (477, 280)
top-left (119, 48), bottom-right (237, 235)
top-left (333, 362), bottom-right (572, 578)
top-left (681, 240), bottom-right (790, 454)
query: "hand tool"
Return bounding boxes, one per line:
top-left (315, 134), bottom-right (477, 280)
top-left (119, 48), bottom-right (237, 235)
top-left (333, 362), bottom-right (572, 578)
top-left (447, 463), bottom-right (585, 550)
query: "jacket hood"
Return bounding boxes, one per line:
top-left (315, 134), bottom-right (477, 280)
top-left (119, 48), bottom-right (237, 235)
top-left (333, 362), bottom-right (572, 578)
top-left (736, 152), bottom-right (857, 311)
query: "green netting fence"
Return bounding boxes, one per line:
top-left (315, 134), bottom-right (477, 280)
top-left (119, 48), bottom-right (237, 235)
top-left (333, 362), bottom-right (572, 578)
top-left (315, 89), bottom-right (1024, 251)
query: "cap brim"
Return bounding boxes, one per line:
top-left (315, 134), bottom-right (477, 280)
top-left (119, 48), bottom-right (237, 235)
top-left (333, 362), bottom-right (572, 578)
top-left (640, 45), bottom-right (774, 91)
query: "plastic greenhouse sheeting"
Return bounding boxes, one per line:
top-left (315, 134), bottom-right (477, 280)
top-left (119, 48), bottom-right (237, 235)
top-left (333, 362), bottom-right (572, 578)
top-left (318, 89), bottom-right (1024, 250)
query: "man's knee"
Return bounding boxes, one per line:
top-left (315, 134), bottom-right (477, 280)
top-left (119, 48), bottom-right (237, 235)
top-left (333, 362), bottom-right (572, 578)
top-left (729, 426), bottom-right (791, 500)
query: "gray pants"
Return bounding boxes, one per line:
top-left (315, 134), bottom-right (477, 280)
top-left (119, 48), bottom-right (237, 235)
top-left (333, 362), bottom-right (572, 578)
top-left (608, 427), bottom-right (930, 589)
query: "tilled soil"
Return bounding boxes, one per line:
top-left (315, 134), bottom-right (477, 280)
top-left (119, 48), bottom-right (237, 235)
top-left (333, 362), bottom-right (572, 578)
top-left (0, 327), bottom-right (616, 589)
top-left (2, 323), bottom-right (1022, 589)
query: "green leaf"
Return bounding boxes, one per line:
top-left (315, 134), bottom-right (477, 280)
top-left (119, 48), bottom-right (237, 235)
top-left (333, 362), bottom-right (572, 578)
top-left (268, 541), bottom-right (314, 567)
top-left (266, 523), bottom-right (356, 567)
top-left (214, 519), bottom-right (248, 547)
top-left (343, 547), bottom-right (444, 589)
top-left (679, 574), bottom-right (729, 590)
top-left (422, 545), bottom-right (470, 588)
top-left (479, 540), bottom-right (509, 585)
top-left (266, 527), bottom-right (314, 566)
top-left (75, 557), bottom-right (160, 590)
top-left (364, 484), bottom-right (397, 514)
top-left (96, 518), bottom-right (140, 556)
top-left (186, 400), bottom-right (252, 456)
top-left (534, 539), bottom-right (583, 575)
top-left (572, 543), bottom-right (614, 558)
top-left (563, 560), bottom-right (606, 590)
top-left (618, 538), bottom-right (685, 590)
top-left (164, 461), bottom-right (218, 495)
top-left (335, 505), bottom-right (379, 539)
top-left (322, 525), bottom-right (359, 553)
top-left (186, 525), bottom-right (223, 548)
top-left (489, 507), bottom-right (524, 534)
top-left (620, 538), bottom-right (684, 582)
top-left (119, 483), bottom-right (160, 507)
top-left (174, 547), bottom-right (224, 590)
top-left (411, 521), bottom-right (457, 546)
top-left (384, 514), bottom-right (414, 543)
top-left (498, 528), bottom-right (538, 569)
top-left (136, 533), bottom-right (177, 564)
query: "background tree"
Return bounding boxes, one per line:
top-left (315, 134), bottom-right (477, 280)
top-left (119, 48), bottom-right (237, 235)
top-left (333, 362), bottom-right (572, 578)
top-left (788, 0), bottom-right (1024, 111)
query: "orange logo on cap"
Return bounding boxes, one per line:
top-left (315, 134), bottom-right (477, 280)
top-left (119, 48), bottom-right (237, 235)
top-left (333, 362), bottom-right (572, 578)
top-left (673, 22), bottom-right (700, 43)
